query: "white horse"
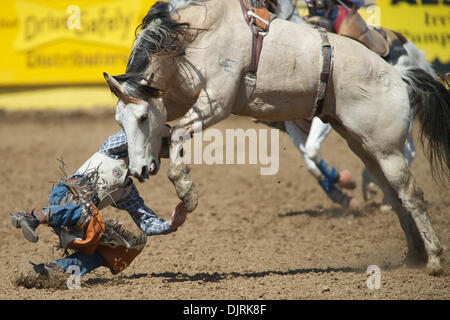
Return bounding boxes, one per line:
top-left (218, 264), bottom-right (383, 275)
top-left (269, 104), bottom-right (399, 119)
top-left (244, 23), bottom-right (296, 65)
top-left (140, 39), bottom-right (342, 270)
top-left (104, 0), bottom-right (449, 270)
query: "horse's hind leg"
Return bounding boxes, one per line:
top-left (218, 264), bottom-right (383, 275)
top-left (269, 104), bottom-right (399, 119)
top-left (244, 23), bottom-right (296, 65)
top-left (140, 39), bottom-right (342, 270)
top-left (374, 154), bottom-right (442, 270)
top-left (362, 113), bottom-right (416, 206)
top-left (331, 122), bottom-right (442, 271)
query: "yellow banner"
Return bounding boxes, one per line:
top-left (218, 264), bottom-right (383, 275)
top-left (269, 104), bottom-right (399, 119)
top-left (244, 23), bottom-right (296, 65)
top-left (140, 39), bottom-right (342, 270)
top-left (2, 0), bottom-right (448, 87)
top-left (378, 0), bottom-right (450, 71)
top-left (0, 0), bottom-right (158, 86)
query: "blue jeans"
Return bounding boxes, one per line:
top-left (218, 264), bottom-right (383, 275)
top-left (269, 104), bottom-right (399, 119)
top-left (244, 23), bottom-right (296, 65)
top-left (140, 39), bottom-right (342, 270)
top-left (45, 184), bottom-right (103, 276)
top-left (44, 184), bottom-right (82, 228)
top-left (53, 251), bottom-right (104, 276)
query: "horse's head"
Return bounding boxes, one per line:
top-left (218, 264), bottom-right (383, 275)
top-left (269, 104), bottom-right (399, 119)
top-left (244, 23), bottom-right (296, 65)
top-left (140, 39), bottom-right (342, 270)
top-left (102, 1), bottom-right (198, 181)
top-left (104, 72), bottom-right (168, 182)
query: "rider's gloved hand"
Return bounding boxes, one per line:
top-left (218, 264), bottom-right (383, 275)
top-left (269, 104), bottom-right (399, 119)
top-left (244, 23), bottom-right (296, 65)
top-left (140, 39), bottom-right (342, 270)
top-left (169, 202), bottom-right (187, 229)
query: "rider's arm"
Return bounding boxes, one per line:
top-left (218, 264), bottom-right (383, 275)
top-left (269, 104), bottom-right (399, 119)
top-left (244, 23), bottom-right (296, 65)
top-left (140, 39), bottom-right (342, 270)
top-left (98, 129), bottom-right (129, 159)
top-left (112, 182), bottom-right (185, 236)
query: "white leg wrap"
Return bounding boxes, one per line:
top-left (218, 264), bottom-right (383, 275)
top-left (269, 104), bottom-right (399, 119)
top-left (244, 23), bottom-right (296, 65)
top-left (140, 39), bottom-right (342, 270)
top-left (285, 120), bottom-right (322, 180)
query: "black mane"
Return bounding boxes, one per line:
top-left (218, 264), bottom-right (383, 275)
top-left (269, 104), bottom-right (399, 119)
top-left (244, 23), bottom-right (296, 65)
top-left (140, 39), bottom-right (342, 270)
top-left (126, 1), bottom-right (191, 74)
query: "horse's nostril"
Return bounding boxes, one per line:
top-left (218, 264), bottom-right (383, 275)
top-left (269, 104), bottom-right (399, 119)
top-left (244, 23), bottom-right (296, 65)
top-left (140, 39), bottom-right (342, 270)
top-left (141, 165), bottom-right (149, 178)
top-left (149, 160), bottom-right (159, 175)
top-left (150, 161), bottom-right (156, 173)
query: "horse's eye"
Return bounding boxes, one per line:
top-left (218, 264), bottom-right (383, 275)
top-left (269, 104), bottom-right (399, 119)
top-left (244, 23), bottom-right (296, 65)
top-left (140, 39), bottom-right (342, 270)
top-left (139, 114), bottom-right (148, 123)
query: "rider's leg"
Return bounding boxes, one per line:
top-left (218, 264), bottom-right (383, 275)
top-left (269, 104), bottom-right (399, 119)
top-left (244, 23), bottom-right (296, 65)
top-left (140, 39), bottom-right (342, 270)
top-left (52, 251), bottom-right (104, 276)
top-left (30, 250), bottom-right (104, 285)
top-left (11, 184), bottom-right (83, 242)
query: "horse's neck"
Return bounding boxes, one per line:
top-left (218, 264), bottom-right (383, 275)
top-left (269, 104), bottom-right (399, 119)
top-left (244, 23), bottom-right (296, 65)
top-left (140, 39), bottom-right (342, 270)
top-left (163, 60), bottom-right (202, 121)
top-left (162, 0), bottom-right (238, 119)
top-left (164, 95), bottom-right (192, 121)
top-left (171, 0), bottom-right (232, 29)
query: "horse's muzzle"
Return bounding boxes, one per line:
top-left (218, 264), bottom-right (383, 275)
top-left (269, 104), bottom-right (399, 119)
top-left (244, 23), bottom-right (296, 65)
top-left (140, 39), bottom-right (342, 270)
top-left (135, 159), bottom-right (159, 183)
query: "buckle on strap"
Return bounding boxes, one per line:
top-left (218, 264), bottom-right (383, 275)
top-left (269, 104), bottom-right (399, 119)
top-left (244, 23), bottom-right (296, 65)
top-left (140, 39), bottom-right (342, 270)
top-left (247, 10), bottom-right (269, 26)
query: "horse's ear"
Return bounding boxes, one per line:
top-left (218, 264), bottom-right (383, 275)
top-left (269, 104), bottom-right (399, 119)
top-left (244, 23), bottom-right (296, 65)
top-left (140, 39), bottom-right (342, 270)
top-left (104, 72), bottom-right (121, 88)
top-left (104, 72), bottom-right (124, 98)
top-left (104, 72), bottom-right (137, 104)
top-left (146, 73), bottom-right (155, 83)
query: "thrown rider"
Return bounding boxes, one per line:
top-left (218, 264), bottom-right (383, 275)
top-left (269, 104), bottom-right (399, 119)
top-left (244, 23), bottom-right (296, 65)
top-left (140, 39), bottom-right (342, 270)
top-left (11, 129), bottom-right (187, 280)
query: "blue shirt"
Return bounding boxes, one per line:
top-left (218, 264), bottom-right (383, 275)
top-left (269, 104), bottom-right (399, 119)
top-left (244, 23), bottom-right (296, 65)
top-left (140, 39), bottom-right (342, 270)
top-left (98, 129), bottom-right (129, 159)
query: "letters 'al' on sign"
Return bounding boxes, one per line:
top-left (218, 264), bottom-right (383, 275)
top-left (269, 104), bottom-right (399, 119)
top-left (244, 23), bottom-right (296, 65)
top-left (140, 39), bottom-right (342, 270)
top-left (0, 0), bottom-right (158, 86)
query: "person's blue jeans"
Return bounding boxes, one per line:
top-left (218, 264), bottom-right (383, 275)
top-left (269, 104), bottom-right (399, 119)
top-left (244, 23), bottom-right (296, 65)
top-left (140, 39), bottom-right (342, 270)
top-left (44, 184), bottom-right (103, 276)
top-left (44, 184), bottom-right (82, 228)
top-left (53, 251), bottom-right (104, 276)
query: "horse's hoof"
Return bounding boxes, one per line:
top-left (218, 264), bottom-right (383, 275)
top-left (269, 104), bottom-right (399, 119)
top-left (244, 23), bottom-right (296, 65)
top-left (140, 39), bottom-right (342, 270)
top-left (380, 197), bottom-right (393, 212)
top-left (363, 182), bottom-right (378, 201)
top-left (404, 249), bottom-right (428, 268)
top-left (426, 256), bottom-right (443, 276)
top-left (337, 170), bottom-right (356, 190)
top-left (347, 197), bottom-right (360, 211)
top-left (380, 204), bottom-right (393, 212)
top-left (181, 184), bottom-right (198, 213)
top-left (183, 196), bottom-right (198, 213)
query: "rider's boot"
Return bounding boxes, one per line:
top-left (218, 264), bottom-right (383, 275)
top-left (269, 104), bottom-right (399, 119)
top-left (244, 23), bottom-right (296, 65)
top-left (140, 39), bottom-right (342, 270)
top-left (31, 262), bottom-right (62, 276)
top-left (10, 210), bottom-right (48, 243)
top-left (15, 261), bottom-right (68, 290)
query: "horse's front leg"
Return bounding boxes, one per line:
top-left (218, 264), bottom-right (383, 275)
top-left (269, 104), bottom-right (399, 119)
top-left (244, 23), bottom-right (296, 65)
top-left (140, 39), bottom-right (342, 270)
top-left (168, 85), bottom-right (235, 212)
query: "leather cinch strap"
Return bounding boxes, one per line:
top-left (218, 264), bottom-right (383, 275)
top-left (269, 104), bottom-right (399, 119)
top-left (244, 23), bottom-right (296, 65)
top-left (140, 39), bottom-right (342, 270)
top-left (312, 26), bottom-right (333, 118)
top-left (239, 0), bottom-right (271, 75)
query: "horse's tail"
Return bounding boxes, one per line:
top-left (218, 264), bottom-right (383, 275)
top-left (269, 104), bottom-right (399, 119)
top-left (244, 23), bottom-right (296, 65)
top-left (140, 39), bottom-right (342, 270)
top-left (400, 66), bottom-right (450, 182)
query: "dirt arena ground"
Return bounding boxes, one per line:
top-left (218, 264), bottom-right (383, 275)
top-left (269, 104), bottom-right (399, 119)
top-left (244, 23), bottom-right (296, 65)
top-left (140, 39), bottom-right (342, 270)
top-left (0, 110), bottom-right (448, 300)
